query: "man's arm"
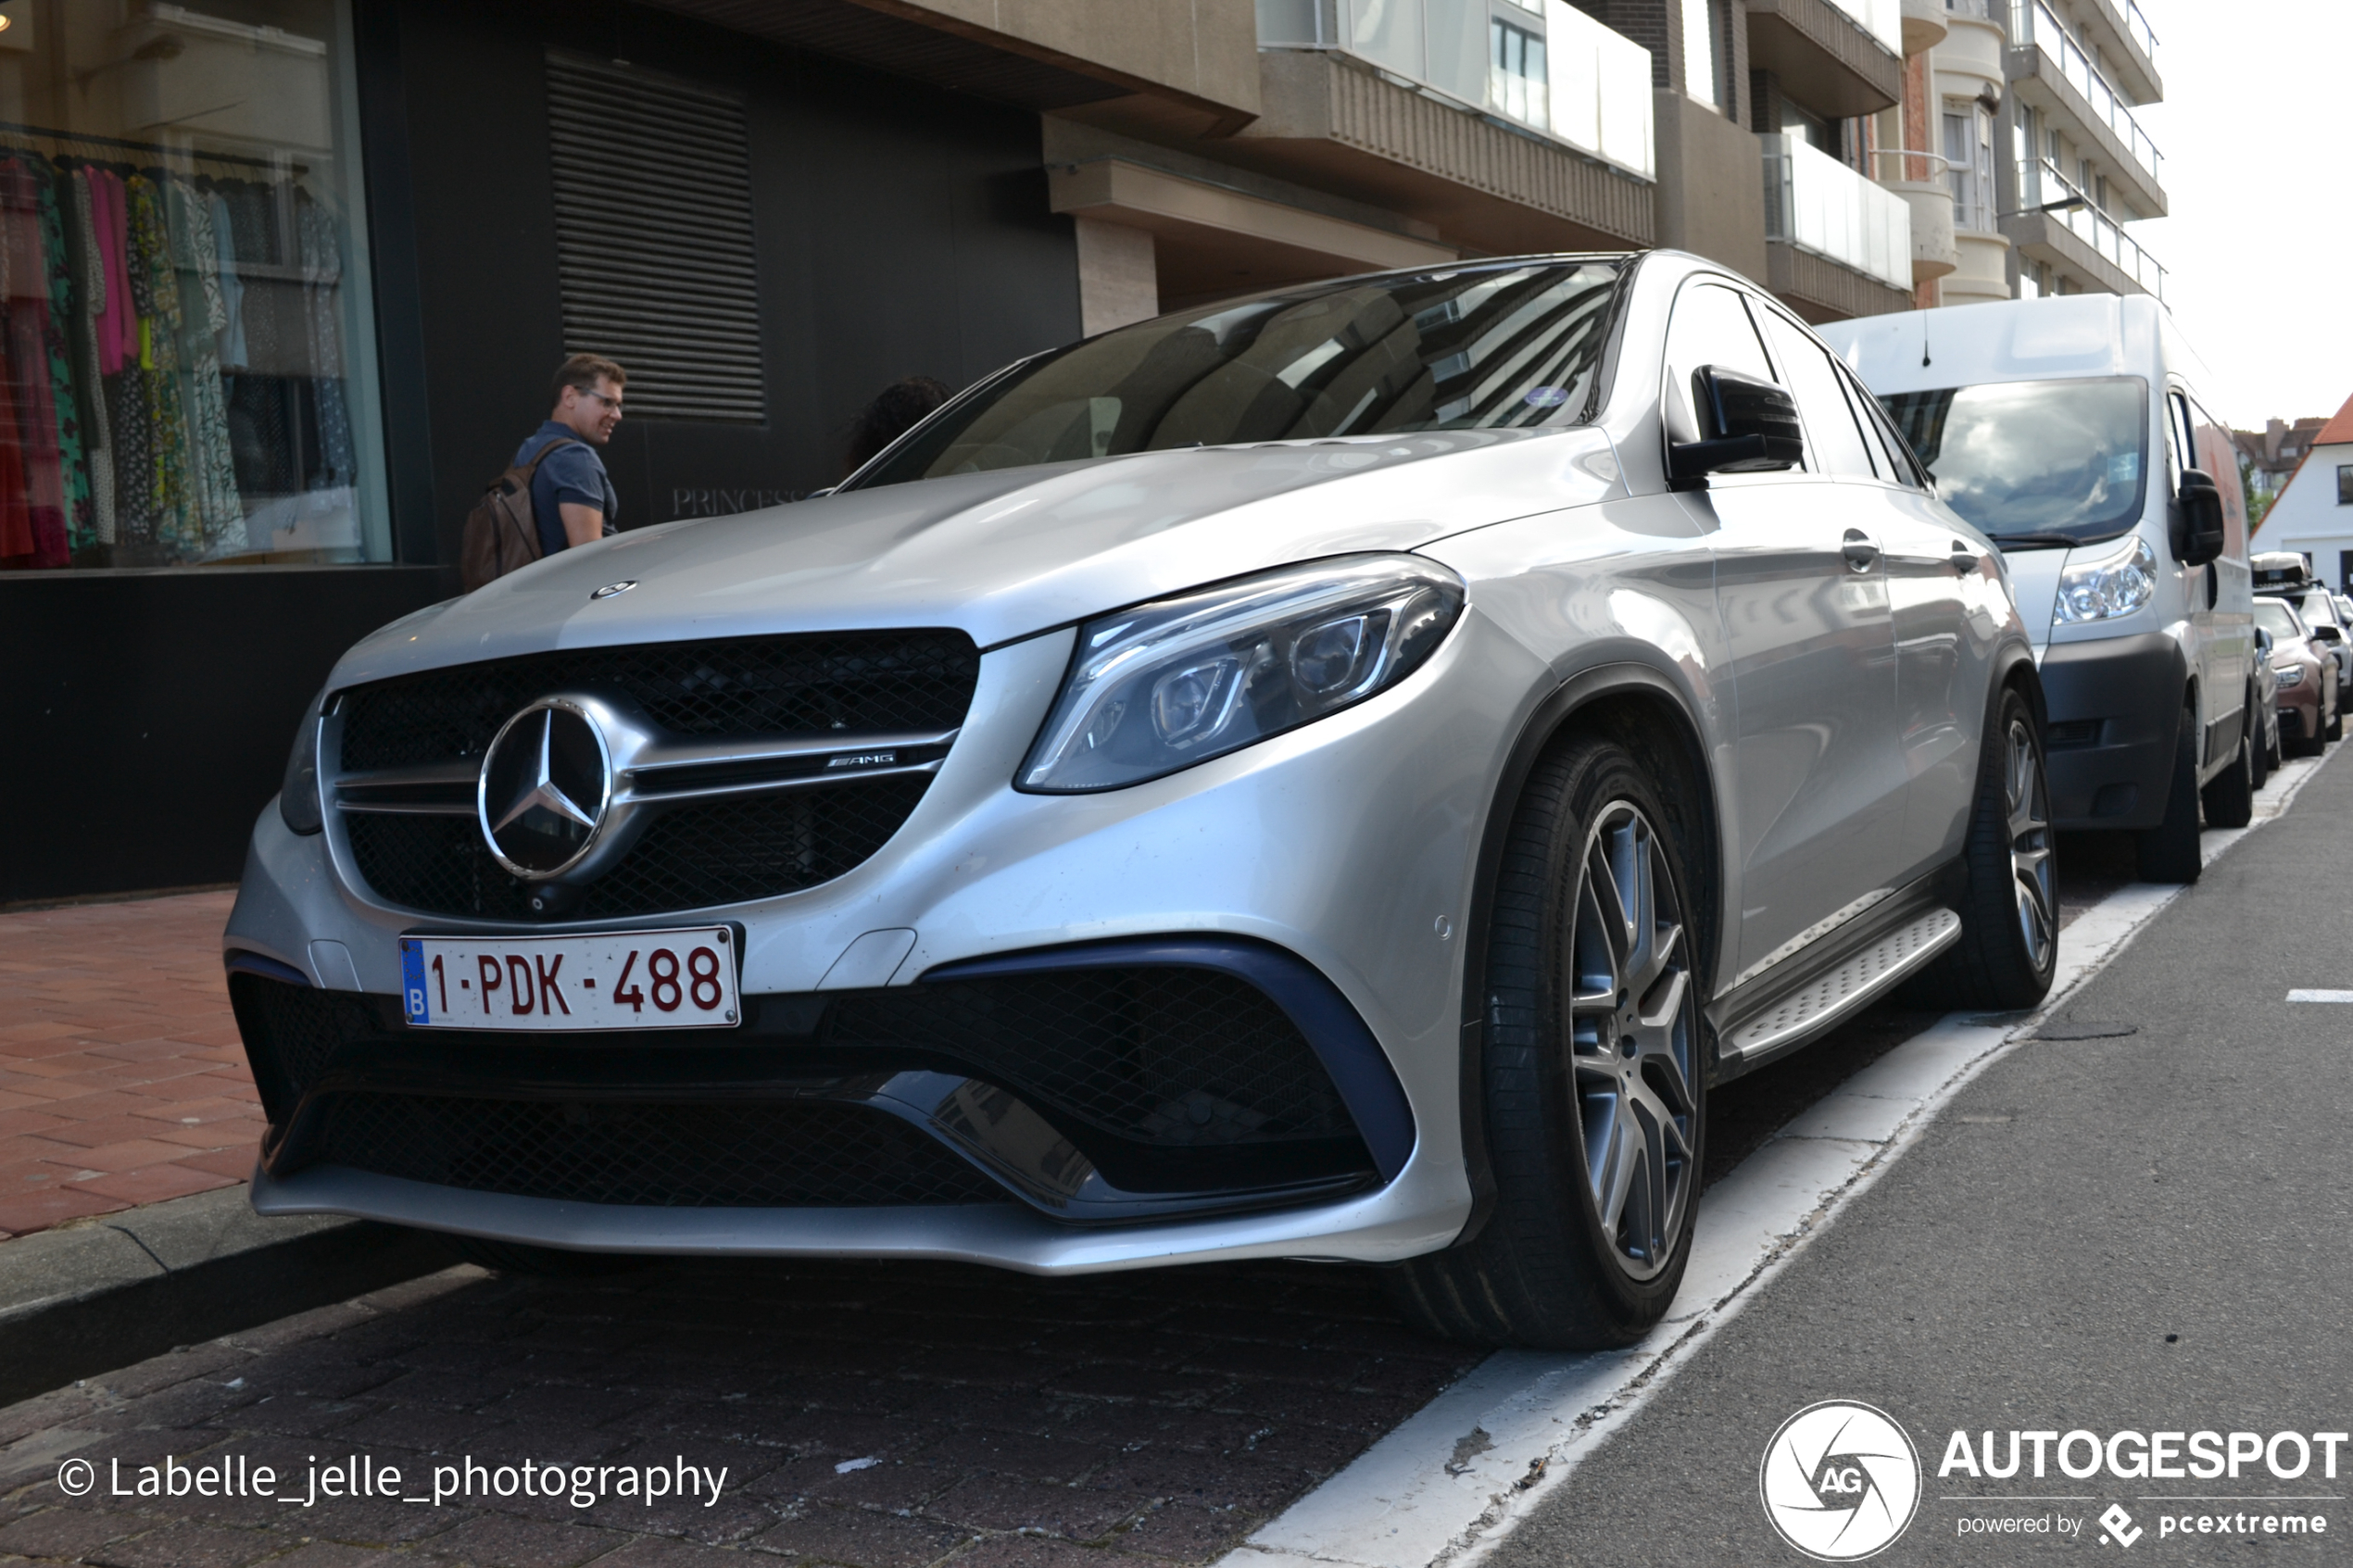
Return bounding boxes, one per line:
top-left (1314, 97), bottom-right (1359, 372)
top-left (559, 503), bottom-right (604, 546)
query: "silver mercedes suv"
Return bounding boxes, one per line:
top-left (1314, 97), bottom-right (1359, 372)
top-left (228, 251), bottom-right (2055, 1348)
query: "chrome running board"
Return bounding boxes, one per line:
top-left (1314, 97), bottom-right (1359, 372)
top-left (1719, 907), bottom-right (1963, 1068)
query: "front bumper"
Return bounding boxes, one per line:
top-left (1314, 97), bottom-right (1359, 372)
top-left (228, 612), bottom-right (1554, 1269)
top-left (2036, 632), bottom-right (2186, 831)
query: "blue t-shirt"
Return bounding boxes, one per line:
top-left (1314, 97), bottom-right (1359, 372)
top-left (516, 421), bottom-right (618, 557)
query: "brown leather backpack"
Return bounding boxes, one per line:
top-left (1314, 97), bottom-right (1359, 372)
top-left (459, 439), bottom-right (577, 592)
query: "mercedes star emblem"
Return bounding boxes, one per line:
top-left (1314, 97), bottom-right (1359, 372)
top-left (477, 699), bottom-right (613, 878)
top-left (590, 580), bottom-right (636, 600)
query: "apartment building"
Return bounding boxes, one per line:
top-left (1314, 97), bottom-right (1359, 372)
top-left (1872, 0), bottom-right (2166, 307)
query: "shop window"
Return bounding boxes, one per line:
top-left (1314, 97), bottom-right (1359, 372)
top-left (0, 0), bottom-right (387, 570)
top-left (547, 53), bottom-right (764, 423)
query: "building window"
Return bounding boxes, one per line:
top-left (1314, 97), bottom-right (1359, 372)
top-left (1489, 15), bottom-right (1549, 129)
top-left (0, 0), bottom-right (386, 571)
top-left (2338, 465), bottom-right (2353, 506)
top-left (1944, 102), bottom-right (1993, 231)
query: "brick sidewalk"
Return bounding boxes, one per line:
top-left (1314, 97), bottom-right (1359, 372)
top-left (0, 891), bottom-right (263, 1239)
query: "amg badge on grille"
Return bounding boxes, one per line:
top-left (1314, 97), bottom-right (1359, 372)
top-left (479, 699), bottom-right (613, 877)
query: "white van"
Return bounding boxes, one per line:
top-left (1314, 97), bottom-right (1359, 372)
top-left (1818, 295), bottom-right (2252, 883)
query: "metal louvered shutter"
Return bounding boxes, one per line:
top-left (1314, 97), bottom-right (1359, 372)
top-left (546, 52), bottom-right (765, 423)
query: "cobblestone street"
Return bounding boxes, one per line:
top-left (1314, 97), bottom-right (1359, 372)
top-left (0, 1253), bottom-right (1478, 1568)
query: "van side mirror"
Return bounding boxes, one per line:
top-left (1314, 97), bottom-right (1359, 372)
top-left (2255, 627), bottom-right (2274, 659)
top-left (1668, 367), bottom-right (1805, 486)
top-left (2177, 469), bottom-right (2226, 567)
top-left (2310, 622), bottom-right (2343, 645)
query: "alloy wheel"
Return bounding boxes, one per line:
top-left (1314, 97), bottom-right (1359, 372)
top-left (2006, 717), bottom-right (2057, 973)
top-left (1564, 801), bottom-right (1699, 1281)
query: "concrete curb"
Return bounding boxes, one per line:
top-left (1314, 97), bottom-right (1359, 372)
top-left (0, 1184), bottom-right (448, 1407)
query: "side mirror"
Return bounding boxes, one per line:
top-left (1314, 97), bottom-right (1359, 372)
top-left (2177, 469), bottom-right (2226, 567)
top-left (2311, 622), bottom-right (2343, 645)
top-left (2255, 627), bottom-right (2274, 659)
top-left (1668, 367), bottom-right (1805, 486)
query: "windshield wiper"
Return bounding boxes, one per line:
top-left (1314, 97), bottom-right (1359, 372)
top-left (1986, 531), bottom-right (2082, 550)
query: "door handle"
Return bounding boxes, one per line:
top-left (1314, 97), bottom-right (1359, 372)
top-left (1949, 539), bottom-right (1980, 573)
top-left (1842, 529), bottom-right (1879, 572)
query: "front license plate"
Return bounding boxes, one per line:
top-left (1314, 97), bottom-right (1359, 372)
top-left (399, 928), bottom-right (740, 1031)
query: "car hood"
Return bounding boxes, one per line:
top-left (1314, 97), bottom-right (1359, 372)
top-left (332, 429), bottom-right (1624, 687)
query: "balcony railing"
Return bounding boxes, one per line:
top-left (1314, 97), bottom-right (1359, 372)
top-left (1257, 0), bottom-right (1655, 180)
top-left (2011, 0), bottom-right (2163, 187)
top-left (1763, 133), bottom-right (1913, 291)
top-left (1825, 0), bottom-right (1905, 57)
top-left (2122, 0), bottom-right (2158, 61)
top-left (2017, 157), bottom-right (2167, 297)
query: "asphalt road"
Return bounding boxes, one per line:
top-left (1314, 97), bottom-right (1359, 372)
top-left (1488, 763), bottom-right (2353, 1562)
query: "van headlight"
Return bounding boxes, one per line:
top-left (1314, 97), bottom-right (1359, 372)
top-left (1018, 555), bottom-right (1465, 793)
top-left (2053, 535), bottom-right (2158, 623)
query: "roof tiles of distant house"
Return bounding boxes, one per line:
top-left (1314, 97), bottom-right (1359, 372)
top-left (2313, 391), bottom-right (2353, 447)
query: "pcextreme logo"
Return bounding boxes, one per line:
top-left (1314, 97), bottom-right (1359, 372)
top-left (1760, 1400), bottom-right (1923, 1561)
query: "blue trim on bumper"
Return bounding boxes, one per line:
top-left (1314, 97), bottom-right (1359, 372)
top-left (921, 936), bottom-right (1418, 1183)
top-left (226, 949), bottom-right (310, 987)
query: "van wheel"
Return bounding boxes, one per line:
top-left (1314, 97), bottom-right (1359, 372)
top-left (2248, 696), bottom-right (2271, 791)
top-left (1910, 686), bottom-right (2057, 1009)
top-left (1387, 735), bottom-right (1704, 1350)
top-left (2201, 720), bottom-right (2255, 829)
top-left (2328, 701), bottom-right (2344, 744)
top-left (2134, 702), bottom-right (2203, 884)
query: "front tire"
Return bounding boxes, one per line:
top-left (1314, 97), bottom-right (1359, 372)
top-left (2134, 701), bottom-right (2203, 884)
top-left (2201, 712), bottom-right (2255, 829)
top-left (1388, 735), bottom-right (1705, 1350)
top-left (1912, 686), bottom-right (2057, 1010)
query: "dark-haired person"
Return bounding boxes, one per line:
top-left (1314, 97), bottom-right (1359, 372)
top-left (518, 354), bottom-right (625, 555)
top-left (842, 375), bottom-right (950, 479)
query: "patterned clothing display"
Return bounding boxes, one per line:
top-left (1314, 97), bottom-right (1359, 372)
top-left (0, 140), bottom-right (358, 569)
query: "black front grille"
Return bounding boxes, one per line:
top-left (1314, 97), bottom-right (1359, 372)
top-left (309, 1093), bottom-right (1005, 1207)
top-left (344, 776), bottom-right (932, 922)
top-left (337, 631), bottom-right (979, 771)
top-left (333, 631), bottom-right (973, 920)
top-left (829, 968), bottom-right (1349, 1147)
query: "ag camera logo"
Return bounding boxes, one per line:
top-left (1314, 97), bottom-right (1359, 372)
top-left (1760, 1400), bottom-right (1922, 1561)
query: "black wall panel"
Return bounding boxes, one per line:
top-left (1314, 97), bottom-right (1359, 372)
top-left (374, 0), bottom-right (1082, 560)
top-left (0, 568), bottom-right (450, 903)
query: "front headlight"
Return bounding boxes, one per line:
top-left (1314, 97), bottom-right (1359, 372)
top-left (279, 688), bottom-right (328, 835)
top-left (2274, 664), bottom-right (2307, 689)
top-left (2052, 535), bottom-right (2158, 624)
top-left (1018, 555), bottom-right (1466, 793)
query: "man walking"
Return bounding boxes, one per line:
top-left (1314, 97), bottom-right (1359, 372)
top-left (520, 354), bottom-right (625, 555)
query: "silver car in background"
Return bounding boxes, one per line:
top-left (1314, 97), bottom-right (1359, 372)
top-left (228, 251), bottom-right (2053, 1348)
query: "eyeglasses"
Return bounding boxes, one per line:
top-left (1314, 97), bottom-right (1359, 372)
top-left (580, 388), bottom-right (623, 411)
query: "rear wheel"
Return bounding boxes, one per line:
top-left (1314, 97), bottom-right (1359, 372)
top-left (1388, 735), bottom-right (1705, 1350)
top-left (2134, 701), bottom-right (2203, 884)
top-left (2328, 691), bottom-right (2344, 744)
top-left (2200, 710), bottom-right (2255, 829)
top-left (2249, 695), bottom-right (2271, 791)
top-left (1911, 686), bottom-right (2057, 1010)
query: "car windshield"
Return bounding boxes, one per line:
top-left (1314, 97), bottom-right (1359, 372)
top-left (1881, 377), bottom-right (2149, 546)
top-left (2293, 590), bottom-right (2342, 627)
top-left (2255, 599), bottom-right (2305, 640)
top-left (849, 261), bottom-right (1623, 488)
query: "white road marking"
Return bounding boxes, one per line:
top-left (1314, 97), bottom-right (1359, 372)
top-left (1220, 747), bottom-right (2337, 1568)
top-left (2286, 990), bottom-right (2353, 1003)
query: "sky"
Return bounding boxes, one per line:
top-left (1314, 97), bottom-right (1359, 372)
top-left (2133, 0), bottom-right (2353, 430)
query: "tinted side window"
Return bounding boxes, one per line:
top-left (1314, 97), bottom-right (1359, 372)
top-left (1758, 310), bottom-right (1876, 478)
top-left (1661, 282), bottom-right (1778, 445)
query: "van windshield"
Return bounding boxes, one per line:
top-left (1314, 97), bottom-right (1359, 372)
top-left (848, 262), bottom-right (1622, 488)
top-left (1881, 377), bottom-right (2149, 546)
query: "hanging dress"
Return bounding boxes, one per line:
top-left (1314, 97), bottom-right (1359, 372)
top-left (30, 157), bottom-right (92, 554)
top-left (67, 167), bottom-right (113, 546)
top-left (170, 177), bottom-right (241, 548)
top-left (125, 173), bottom-right (197, 554)
top-left (297, 195), bottom-right (353, 491)
top-left (0, 158), bottom-right (67, 568)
